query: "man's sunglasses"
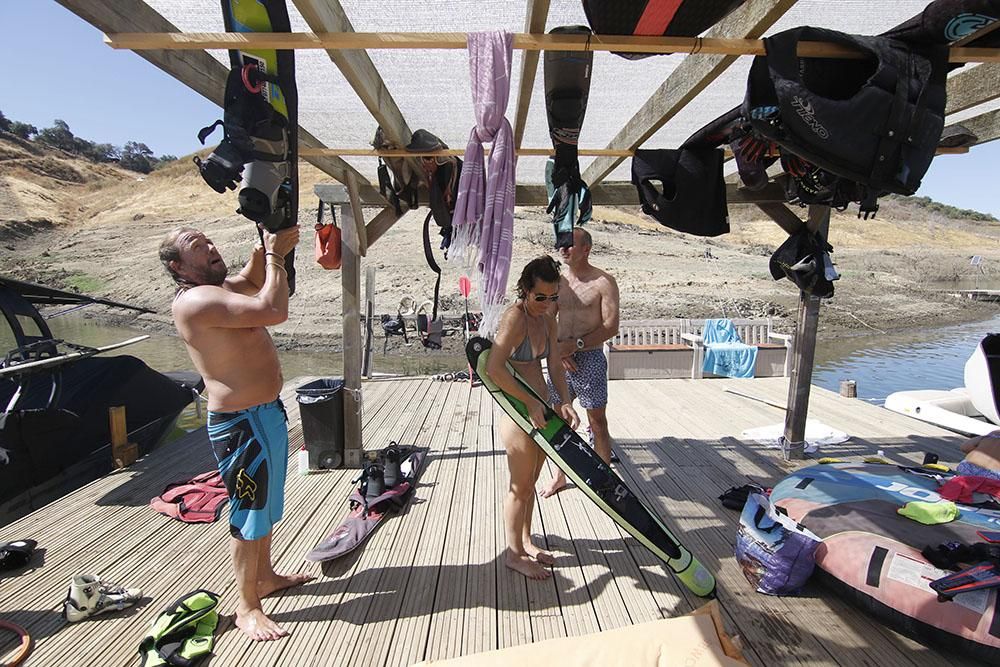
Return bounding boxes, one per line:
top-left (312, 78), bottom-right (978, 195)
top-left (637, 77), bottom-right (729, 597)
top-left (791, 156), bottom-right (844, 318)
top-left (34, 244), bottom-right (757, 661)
top-left (533, 293), bottom-right (559, 302)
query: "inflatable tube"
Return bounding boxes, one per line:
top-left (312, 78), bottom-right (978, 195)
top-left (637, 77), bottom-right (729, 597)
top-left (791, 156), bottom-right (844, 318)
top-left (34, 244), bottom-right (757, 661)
top-left (771, 463), bottom-right (1000, 662)
top-left (0, 620), bottom-right (32, 667)
top-left (965, 333), bottom-right (1000, 426)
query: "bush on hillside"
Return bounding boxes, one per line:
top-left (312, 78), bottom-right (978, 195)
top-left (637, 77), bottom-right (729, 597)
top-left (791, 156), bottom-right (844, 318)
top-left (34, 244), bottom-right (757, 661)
top-left (0, 110), bottom-right (9, 133)
top-left (889, 193), bottom-right (997, 222)
top-left (8, 122), bottom-right (37, 140)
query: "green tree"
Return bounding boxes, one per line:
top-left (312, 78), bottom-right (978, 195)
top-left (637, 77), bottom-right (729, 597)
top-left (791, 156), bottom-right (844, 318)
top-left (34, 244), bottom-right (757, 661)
top-left (37, 119), bottom-right (77, 152)
top-left (0, 110), bottom-right (10, 133)
top-left (119, 141), bottom-right (155, 173)
top-left (8, 121), bottom-right (37, 140)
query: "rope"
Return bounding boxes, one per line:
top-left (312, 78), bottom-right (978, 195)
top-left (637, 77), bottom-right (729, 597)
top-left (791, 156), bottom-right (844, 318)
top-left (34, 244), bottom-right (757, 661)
top-left (345, 386), bottom-right (364, 416)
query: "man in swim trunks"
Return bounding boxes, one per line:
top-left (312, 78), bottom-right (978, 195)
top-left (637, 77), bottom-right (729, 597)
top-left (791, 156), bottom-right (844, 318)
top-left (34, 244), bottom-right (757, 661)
top-left (160, 224), bottom-right (313, 642)
top-left (541, 227), bottom-right (620, 498)
top-left (959, 430), bottom-right (1000, 481)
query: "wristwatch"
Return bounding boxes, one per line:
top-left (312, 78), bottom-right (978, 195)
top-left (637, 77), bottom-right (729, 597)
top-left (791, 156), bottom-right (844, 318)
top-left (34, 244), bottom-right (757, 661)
top-left (575, 337), bottom-right (585, 350)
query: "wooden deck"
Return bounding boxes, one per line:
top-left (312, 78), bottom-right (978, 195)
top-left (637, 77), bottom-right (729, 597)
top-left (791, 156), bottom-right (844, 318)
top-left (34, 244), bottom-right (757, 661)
top-left (0, 376), bottom-right (983, 666)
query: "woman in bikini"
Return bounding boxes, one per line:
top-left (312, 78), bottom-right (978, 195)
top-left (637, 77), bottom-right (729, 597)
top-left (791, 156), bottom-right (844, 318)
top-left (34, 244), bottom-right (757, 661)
top-left (487, 256), bottom-right (579, 580)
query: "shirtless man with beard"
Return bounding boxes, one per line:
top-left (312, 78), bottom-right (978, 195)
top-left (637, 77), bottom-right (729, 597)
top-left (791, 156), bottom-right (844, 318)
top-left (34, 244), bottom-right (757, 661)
top-left (541, 227), bottom-right (620, 497)
top-left (159, 225), bottom-right (313, 642)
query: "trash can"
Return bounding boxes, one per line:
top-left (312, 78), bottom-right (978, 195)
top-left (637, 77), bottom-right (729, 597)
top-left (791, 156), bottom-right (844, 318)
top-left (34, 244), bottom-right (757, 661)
top-left (295, 378), bottom-right (345, 469)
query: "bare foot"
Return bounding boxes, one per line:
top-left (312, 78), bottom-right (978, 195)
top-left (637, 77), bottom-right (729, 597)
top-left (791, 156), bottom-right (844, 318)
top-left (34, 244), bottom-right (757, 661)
top-left (523, 541), bottom-right (556, 566)
top-left (505, 550), bottom-right (552, 580)
top-left (258, 572), bottom-right (315, 598)
top-left (235, 608), bottom-right (290, 642)
top-left (539, 472), bottom-right (568, 499)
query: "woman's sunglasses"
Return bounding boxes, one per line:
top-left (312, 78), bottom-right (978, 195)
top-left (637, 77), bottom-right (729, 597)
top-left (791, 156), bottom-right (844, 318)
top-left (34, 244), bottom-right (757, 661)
top-left (533, 293), bottom-right (559, 302)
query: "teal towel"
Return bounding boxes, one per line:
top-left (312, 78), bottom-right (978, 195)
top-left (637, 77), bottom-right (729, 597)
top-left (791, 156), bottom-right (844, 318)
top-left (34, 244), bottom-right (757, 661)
top-left (702, 319), bottom-right (757, 378)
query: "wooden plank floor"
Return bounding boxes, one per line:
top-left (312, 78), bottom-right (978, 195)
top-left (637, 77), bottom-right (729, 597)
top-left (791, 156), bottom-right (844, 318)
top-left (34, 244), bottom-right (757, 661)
top-left (0, 376), bottom-right (983, 666)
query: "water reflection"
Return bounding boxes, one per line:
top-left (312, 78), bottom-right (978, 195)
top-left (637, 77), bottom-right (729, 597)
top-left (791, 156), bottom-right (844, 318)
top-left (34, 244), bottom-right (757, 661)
top-left (5, 310), bottom-right (998, 413)
top-left (812, 316), bottom-right (1000, 402)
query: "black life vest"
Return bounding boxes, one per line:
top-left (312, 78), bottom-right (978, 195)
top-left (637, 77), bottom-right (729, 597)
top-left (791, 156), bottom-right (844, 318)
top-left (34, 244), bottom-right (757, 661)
top-left (768, 229), bottom-right (838, 298)
top-left (631, 148), bottom-right (729, 237)
top-left (745, 26), bottom-right (948, 199)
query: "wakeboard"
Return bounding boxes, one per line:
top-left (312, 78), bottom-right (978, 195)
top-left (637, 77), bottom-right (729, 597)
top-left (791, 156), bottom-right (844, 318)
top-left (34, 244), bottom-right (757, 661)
top-left (467, 336), bottom-right (716, 597)
top-left (196, 0), bottom-right (298, 293)
top-left (305, 444), bottom-right (427, 563)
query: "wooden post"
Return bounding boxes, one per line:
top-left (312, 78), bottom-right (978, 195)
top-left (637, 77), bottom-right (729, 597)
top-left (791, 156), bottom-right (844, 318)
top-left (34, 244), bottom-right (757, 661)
top-left (314, 183), bottom-right (364, 468)
top-left (108, 406), bottom-right (137, 468)
top-left (782, 205), bottom-right (831, 460)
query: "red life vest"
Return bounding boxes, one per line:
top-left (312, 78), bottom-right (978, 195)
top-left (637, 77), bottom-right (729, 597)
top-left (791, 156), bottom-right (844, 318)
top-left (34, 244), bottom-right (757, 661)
top-left (150, 471), bottom-right (228, 524)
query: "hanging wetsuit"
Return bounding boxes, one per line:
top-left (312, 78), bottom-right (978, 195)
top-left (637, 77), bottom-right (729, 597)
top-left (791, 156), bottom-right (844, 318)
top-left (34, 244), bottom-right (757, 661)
top-left (544, 26), bottom-right (594, 248)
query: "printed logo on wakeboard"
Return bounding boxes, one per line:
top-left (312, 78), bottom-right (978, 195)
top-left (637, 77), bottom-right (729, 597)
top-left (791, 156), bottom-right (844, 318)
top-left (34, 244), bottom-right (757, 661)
top-left (945, 14), bottom-right (996, 41)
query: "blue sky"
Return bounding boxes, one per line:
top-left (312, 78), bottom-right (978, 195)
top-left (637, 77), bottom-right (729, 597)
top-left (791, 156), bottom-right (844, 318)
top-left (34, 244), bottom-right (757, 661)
top-left (2, 1), bottom-right (998, 217)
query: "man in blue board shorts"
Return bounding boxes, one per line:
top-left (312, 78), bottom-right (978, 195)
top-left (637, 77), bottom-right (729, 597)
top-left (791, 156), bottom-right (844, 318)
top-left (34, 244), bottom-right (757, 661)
top-left (542, 227), bottom-right (621, 497)
top-left (161, 223), bottom-right (313, 642)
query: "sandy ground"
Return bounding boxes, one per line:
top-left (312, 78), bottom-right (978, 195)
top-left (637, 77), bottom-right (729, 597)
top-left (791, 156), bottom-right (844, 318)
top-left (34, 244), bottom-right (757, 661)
top-left (1, 132), bottom-right (998, 358)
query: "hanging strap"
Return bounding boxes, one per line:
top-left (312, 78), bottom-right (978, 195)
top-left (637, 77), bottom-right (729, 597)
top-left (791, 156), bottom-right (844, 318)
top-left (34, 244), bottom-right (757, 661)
top-left (422, 210), bottom-right (441, 321)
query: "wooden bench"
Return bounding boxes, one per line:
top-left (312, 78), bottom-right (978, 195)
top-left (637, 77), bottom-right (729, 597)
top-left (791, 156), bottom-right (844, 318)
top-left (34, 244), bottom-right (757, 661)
top-left (682, 318), bottom-right (793, 379)
top-left (605, 319), bottom-right (692, 380)
top-left (605, 318), bottom-right (793, 380)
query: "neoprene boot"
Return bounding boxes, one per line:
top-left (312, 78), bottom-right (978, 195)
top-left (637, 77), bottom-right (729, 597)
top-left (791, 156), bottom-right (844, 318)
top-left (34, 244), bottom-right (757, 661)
top-left (64, 574), bottom-right (142, 622)
top-left (364, 463), bottom-right (385, 501)
top-left (382, 446), bottom-right (402, 488)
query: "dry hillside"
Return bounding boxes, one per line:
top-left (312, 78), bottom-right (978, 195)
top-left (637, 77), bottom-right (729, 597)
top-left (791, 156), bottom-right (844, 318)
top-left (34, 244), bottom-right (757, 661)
top-left (1, 132), bottom-right (997, 353)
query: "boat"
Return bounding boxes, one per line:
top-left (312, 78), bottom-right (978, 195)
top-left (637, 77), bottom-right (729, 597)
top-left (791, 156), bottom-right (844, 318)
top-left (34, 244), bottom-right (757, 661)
top-left (0, 276), bottom-right (201, 523)
top-left (884, 333), bottom-right (999, 436)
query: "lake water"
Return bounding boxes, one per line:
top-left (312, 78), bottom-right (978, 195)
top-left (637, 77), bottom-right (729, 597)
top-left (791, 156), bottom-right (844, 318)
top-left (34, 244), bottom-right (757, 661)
top-left (5, 310), bottom-right (1000, 418)
top-left (812, 315), bottom-right (1000, 402)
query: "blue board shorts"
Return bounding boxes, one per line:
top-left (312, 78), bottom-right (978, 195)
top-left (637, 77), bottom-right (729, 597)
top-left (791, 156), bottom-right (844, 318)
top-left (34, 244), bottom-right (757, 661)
top-left (547, 348), bottom-right (608, 410)
top-left (207, 398), bottom-right (288, 541)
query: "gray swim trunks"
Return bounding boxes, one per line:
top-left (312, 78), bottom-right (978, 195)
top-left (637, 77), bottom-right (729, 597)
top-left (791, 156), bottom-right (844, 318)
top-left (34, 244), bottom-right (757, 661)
top-left (547, 349), bottom-right (608, 410)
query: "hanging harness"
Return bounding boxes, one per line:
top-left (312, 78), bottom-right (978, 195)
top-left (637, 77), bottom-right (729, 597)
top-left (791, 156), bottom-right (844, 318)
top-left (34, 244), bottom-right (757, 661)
top-left (138, 589), bottom-right (220, 667)
top-left (372, 126), bottom-right (420, 215)
top-left (744, 26), bottom-right (948, 217)
top-left (150, 471), bottom-right (228, 524)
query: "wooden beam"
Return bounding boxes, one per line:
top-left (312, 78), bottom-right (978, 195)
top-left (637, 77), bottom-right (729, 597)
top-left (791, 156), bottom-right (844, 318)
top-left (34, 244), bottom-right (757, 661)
top-left (301, 145), bottom-right (969, 158)
top-left (782, 204), bottom-right (830, 461)
top-left (345, 173), bottom-right (368, 256)
top-left (291, 0), bottom-right (411, 147)
top-left (316, 183), bottom-right (403, 247)
top-left (755, 202), bottom-right (804, 235)
top-left (55, 0), bottom-right (384, 205)
top-left (512, 0), bottom-right (551, 148)
top-left (515, 181), bottom-right (789, 206)
top-left (104, 31), bottom-right (1000, 63)
top-left (946, 63), bottom-right (1000, 115)
top-left (582, 0), bottom-right (797, 188)
top-left (950, 107), bottom-right (1000, 146)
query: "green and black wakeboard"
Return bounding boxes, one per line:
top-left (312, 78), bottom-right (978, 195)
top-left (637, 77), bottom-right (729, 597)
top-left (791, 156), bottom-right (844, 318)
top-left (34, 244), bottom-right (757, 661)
top-left (195, 0), bottom-right (298, 293)
top-left (467, 336), bottom-right (716, 598)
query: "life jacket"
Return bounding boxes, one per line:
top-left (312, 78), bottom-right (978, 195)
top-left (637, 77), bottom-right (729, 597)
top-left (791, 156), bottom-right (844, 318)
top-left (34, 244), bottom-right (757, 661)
top-left (150, 471), bottom-right (228, 524)
top-left (372, 126), bottom-right (420, 216)
top-left (631, 148), bottom-right (729, 237)
top-left (405, 129), bottom-right (460, 333)
top-left (745, 27), bottom-right (948, 209)
top-left (138, 589), bottom-right (219, 667)
top-left (581, 0), bottom-right (747, 59)
top-left (314, 200), bottom-right (342, 270)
